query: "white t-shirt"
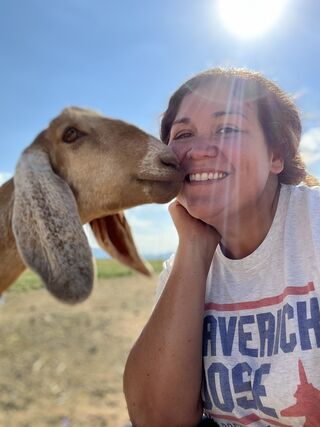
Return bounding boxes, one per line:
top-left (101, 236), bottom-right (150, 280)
top-left (156, 184), bottom-right (320, 427)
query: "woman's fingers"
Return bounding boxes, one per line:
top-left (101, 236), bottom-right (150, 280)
top-left (168, 200), bottom-right (220, 250)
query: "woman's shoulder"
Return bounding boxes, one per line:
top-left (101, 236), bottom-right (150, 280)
top-left (283, 182), bottom-right (320, 194)
top-left (282, 183), bottom-right (320, 239)
top-left (282, 183), bottom-right (320, 208)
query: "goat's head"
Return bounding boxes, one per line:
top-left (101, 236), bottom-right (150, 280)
top-left (12, 107), bottom-right (183, 304)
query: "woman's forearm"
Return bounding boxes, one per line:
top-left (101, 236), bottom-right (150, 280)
top-left (123, 243), bottom-right (213, 427)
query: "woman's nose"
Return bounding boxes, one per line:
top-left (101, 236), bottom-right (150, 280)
top-left (169, 137), bottom-right (220, 162)
top-left (186, 143), bottom-right (219, 160)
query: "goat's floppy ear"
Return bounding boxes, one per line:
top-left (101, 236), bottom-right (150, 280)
top-left (12, 141), bottom-right (94, 304)
top-left (90, 213), bottom-right (153, 276)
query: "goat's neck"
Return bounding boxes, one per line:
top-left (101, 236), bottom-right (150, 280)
top-left (0, 179), bottom-right (26, 292)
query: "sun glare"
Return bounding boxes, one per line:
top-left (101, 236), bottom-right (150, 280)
top-left (217, 0), bottom-right (288, 39)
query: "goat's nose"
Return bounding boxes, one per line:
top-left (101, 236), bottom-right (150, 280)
top-left (160, 150), bottom-right (180, 170)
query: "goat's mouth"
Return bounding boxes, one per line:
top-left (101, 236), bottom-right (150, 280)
top-left (136, 169), bottom-right (184, 183)
top-left (136, 176), bottom-right (183, 192)
top-left (137, 176), bottom-right (182, 184)
top-left (136, 174), bottom-right (183, 203)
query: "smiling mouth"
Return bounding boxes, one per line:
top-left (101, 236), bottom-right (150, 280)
top-left (186, 171), bottom-right (229, 182)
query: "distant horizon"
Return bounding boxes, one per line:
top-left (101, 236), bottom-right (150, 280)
top-left (92, 248), bottom-right (173, 261)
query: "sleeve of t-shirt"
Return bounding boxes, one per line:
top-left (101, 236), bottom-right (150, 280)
top-left (154, 253), bottom-right (175, 305)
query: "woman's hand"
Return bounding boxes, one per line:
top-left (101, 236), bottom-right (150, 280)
top-left (169, 199), bottom-right (221, 259)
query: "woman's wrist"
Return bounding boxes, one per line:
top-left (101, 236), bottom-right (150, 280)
top-left (176, 238), bottom-right (218, 274)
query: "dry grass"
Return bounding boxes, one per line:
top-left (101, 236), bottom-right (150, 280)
top-left (0, 273), bottom-right (157, 427)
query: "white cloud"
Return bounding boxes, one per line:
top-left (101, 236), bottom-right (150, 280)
top-left (125, 205), bottom-right (178, 254)
top-left (292, 88), bottom-right (308, 101)
top-left (124, 213), bottom-right (154, 229)
top-left (300, 127), bottom-right (320, 165)
top-left (127, 202), bottom-right (171, 214)
top-left (0, 172), bottom-right (12, 186)
top-left (130, 219), bottom-right (178, 256)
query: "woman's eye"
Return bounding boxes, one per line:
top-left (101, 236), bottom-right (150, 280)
top-left (216, 126), bottom-right (240, 136)
top-left (173, 131), bottom-right (193, 140)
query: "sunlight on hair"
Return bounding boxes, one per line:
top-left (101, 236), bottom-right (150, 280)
top-left (217, 0), bottom-right (288, 39)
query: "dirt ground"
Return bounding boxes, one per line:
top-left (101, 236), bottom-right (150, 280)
top-left (0, 274), bottom-right (157, 427)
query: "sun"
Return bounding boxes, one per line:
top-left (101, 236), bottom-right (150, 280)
top-left (217, 0), bottom-right (288, 39)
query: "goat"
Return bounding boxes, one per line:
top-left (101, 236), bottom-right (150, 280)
top-left (0, 107), bottom-right (182, 304)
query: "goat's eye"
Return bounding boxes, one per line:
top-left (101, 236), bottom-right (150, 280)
top-left (62, 127), bottom-right (84, 143)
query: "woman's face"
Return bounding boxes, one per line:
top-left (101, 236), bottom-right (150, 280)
top-left (168, 82), bottom-right (283, 226)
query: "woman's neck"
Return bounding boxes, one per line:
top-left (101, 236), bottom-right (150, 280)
top-left (215, 181), bottom-right (281, 260)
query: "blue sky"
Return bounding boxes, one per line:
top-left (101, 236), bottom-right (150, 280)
top-left (1, 0), bottom-right (320, 257)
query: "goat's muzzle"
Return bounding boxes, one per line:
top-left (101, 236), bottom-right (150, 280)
top-left (159, 150), bottom-right (180, 171)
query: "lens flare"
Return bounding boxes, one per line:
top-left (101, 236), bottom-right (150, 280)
top-left (217, 0), bottom-right (288, 39)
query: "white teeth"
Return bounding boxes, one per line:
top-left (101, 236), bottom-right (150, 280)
top-left (189, 172), bottom-right (228, 182)
top-left (213, 172), bottom-right (219, 180)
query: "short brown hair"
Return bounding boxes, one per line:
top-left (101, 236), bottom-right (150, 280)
top-left (160, 68), bottom-right (318, 186)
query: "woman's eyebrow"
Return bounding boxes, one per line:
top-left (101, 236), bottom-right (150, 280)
top-left (213, 110), bottom-right (248, 120)
top-left (172, 117), bottom-right (191, 126)
top-left (172, 110), bottom-right (248, 126)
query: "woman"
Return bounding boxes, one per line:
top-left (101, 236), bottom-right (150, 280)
top-left (123, 68), bottom-right (320, 427)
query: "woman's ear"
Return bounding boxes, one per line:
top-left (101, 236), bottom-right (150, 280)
top-left (12, 139), bottom-right (94, 304)
top-left (270, 151), bottom-right (284, 175)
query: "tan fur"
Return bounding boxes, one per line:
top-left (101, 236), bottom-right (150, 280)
top-left (0, 107), bottom-right (182, 303)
